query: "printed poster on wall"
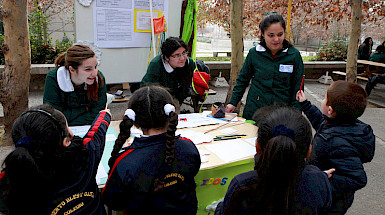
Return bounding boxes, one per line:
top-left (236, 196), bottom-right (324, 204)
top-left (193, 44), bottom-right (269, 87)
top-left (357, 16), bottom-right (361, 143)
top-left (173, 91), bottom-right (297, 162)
top-left (94, 0), bottom-right (168, 48)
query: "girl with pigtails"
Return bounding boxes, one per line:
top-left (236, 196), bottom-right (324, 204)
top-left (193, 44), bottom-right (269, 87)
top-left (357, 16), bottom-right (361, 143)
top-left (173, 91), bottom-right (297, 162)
top-left (215, 106), bottom-right (334, 215)
top-left (102, 86), bottom-right (201, 214)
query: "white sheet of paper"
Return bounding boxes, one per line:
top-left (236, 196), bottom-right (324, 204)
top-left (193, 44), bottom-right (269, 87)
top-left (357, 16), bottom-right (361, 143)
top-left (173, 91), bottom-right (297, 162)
top-left (96, 162), bottom-right (108, 184)
top-left (70, 125), bottom-right (91, 137)
top-left (219, 127), bottom-right (238, 134)
top-left (106, 134), bottom-right (117, 142)
top-left (177, 113), bottom-right (226, 128)
top-left (204, 139), bottom-right (256, 163)
top-left (176, 130), bottom-right (213, 145)
top-left (197, 147), bottom-right (211, 155)
top-left (245, 137), bottom-right (258, 146)
top-left (200, 155), bottom-right (209, 163)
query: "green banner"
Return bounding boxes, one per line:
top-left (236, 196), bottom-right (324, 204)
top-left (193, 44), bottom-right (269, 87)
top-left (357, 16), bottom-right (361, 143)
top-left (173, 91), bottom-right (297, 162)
top-left (195, 158), bottom-right (255, 215)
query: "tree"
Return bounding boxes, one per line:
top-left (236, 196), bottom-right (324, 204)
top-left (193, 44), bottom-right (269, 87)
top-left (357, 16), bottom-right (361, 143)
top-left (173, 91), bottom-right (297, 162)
top-left (27, 0), bottom-right (73, 46)
top-left (198, 0), bottom-right (385, 41)
top-left (0, 0), bottom-right (31, 145)
top-left (346, 0), bottom-right (362, 83)
top-left (226, 0), bottom-right (244, 107)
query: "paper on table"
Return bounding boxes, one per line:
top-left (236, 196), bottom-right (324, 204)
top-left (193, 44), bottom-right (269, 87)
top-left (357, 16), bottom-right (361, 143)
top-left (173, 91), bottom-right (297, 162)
top-left (177, 113), bottom-right (226, 128)
top-left (245, 137), bottom-right (258, 146)
top-left (176, 130), bottom-right (213, 144)
top-left (70, 125), bottom-right (91, 137)
top-left (219, 127), bottom-right (238, 134)
top-left (106, 134), bottom-right (117, 142)
top-left (197, 146), bottom-right (211, 155)
top-left (96, 162), bottom-right (108, 184)
top-left (204, 139), bottom-right (256, 163)
top-left (200, 155), bottom-right (209, 163)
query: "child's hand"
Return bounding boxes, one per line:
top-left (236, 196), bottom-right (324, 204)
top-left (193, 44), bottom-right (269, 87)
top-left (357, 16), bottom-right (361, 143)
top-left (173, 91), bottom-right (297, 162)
top-left (324, 168), bottom-right (336, 178)
top-left (296, 90), bottom-right (307, 102)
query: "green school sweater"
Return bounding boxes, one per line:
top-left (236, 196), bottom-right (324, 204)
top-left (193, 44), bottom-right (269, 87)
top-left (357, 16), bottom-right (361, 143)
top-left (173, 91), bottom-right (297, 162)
top-left (229, 43), bottom-right (304, 119)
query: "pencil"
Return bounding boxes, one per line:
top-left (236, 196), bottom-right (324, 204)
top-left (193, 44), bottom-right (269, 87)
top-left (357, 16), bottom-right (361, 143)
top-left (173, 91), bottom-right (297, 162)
top-left (300, 75), bottom-right (305, 92)
top-left (213, 136), bottom-right (242, 141)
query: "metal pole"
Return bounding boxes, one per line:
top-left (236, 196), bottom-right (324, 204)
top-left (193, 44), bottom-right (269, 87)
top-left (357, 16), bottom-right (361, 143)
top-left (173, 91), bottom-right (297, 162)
top-left (286, 0), bottom-right (292, 41)
top-left (149, 0), bottom-right (156, 58)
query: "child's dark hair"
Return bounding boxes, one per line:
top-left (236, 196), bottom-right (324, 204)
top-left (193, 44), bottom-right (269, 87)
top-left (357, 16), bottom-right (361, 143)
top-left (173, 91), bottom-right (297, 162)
top-left (1, 104), bottom-right (70, 214)
top-left (326, 80), bottom-right (367, 121)
top-left (259, 14), bottom-right (286, 40)
top-left (55, 44), bottom-right (103, 102)
top-left (108, 86), bottom-right (178, 191)
top-left (161, 37), bottom-right (187, 60)
top-left (225, 107), bottom-right (312, 215)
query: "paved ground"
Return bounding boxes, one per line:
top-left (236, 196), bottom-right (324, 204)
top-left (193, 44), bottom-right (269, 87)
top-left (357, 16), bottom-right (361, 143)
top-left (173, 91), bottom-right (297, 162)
top-left (0, 79), bottom-right (384, 214)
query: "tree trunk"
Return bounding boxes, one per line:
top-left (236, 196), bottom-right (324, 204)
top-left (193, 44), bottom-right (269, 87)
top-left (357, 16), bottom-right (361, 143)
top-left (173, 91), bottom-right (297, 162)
top-left (346, 0), bottom-right (362, 83)
top-left (0, 0), bottom-right (31, 146)
top-left (226, 0), bottom-right (243, 109)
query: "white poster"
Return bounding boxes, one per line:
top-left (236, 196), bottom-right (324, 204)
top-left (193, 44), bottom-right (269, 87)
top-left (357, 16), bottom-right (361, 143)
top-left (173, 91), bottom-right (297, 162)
top-left (94, 0), bottom-right (168, 48)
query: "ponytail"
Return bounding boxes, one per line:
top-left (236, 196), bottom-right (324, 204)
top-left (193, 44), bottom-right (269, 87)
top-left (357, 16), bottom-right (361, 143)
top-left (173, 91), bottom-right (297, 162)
top-left (2, 148), bottom-right (43, 214)
top-left (164, 111), bottom-right (178, 165)
top-left (153, 110), bottom-right (178, 192)
top-left (54, 52), bottom-right (66, 67)
top-left (108, 116), bottom-right (134, 169)
top-left (254, 136), bottom-right (299, 214)
top-left (225, 106), bottom-right (312, 215)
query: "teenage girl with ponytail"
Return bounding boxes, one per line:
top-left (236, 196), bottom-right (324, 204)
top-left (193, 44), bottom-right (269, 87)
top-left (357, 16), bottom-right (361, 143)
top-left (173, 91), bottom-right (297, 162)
top-left (102, 86), bottom-right (201, 214)
top-left (0, 104), bottom-right (111, 214)
top-left (43, 44), bottom-right (107, 126)
top-left (215, 106), bottom-right (334, 215)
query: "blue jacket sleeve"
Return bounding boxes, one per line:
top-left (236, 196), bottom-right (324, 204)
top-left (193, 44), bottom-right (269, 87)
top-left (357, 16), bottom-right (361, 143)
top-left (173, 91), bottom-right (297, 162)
top-left (300, 100), bottom-right (325, 131)
top-left (327, 137), bottom-right (367, 195)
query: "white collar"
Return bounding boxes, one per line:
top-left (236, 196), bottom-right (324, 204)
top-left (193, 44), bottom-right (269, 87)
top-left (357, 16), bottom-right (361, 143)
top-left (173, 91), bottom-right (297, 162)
top-left (255, 44), bottom-right (288, 53)
top-left (57, 66), bottom-right (74, 92)
top-left (161, 56), bottom-right (189, 73)
top-left (162, 56), bottom-right (174, 73)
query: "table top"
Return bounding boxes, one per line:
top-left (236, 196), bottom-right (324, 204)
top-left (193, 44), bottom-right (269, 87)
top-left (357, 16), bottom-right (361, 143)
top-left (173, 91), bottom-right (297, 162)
top-left (110, 119), bottom-right (258, 170)
top-left (357, 60), bottom-right (385, 67)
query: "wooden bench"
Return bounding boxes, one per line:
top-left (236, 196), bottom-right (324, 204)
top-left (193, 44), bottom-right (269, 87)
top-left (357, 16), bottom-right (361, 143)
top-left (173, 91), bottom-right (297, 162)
top-left (212, 51), bottom-right (231, 57)
top-left (332, 71), bottom-right (370, 81)
top-left (357, 60), bottom-right (385, 68)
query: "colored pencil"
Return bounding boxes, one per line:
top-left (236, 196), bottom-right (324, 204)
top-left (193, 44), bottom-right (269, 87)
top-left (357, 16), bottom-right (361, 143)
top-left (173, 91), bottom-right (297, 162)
top-left (300, 75), bottom-right (305, 91)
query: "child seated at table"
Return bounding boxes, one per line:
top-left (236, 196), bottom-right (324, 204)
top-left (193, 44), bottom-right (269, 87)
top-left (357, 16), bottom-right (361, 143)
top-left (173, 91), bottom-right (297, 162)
top-left (215, 106), bottom-right (333, 215)
top-left (0, 104), bottom-right (111, 214)
top-left (102, 86), bottom-right (201, 214)
top-left (297, 80), bottom-right (375, 214)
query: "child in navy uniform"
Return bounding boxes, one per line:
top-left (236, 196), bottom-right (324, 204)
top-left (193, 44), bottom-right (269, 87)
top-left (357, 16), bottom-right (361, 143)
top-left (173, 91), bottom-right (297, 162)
top-left (215, 107), bottom-right (333, 215)
top-left (297, 80), bottom-right (375, 214)
top-left (102, 86), bottom-right (201, 215)
top-left (0, 104), bottom-right (111, 214)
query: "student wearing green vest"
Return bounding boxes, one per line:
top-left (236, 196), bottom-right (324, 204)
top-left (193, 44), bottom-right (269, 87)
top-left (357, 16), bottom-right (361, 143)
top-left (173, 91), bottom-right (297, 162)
top-left (141, 37), bottom-right (210, 107)
top-left (226, 14), bottom-right (304, 119)
top-left (43, 45), bottom-right (107, 126)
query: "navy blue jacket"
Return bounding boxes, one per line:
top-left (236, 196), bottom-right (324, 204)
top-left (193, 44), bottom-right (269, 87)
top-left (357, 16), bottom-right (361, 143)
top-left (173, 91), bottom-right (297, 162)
top-left (0, 111), bottom-right (111, 215)
top-left (215, 165), bottom-right (332, 215)
top-left (102, 134), bottom-right (201, 215)
top-left (300, 100), bottom-right (375, 204)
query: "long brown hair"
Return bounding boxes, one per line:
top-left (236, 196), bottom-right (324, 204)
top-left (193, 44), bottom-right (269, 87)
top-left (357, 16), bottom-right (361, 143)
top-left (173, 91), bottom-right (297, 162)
top-left (55, 44), bottom-right (103, 102)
